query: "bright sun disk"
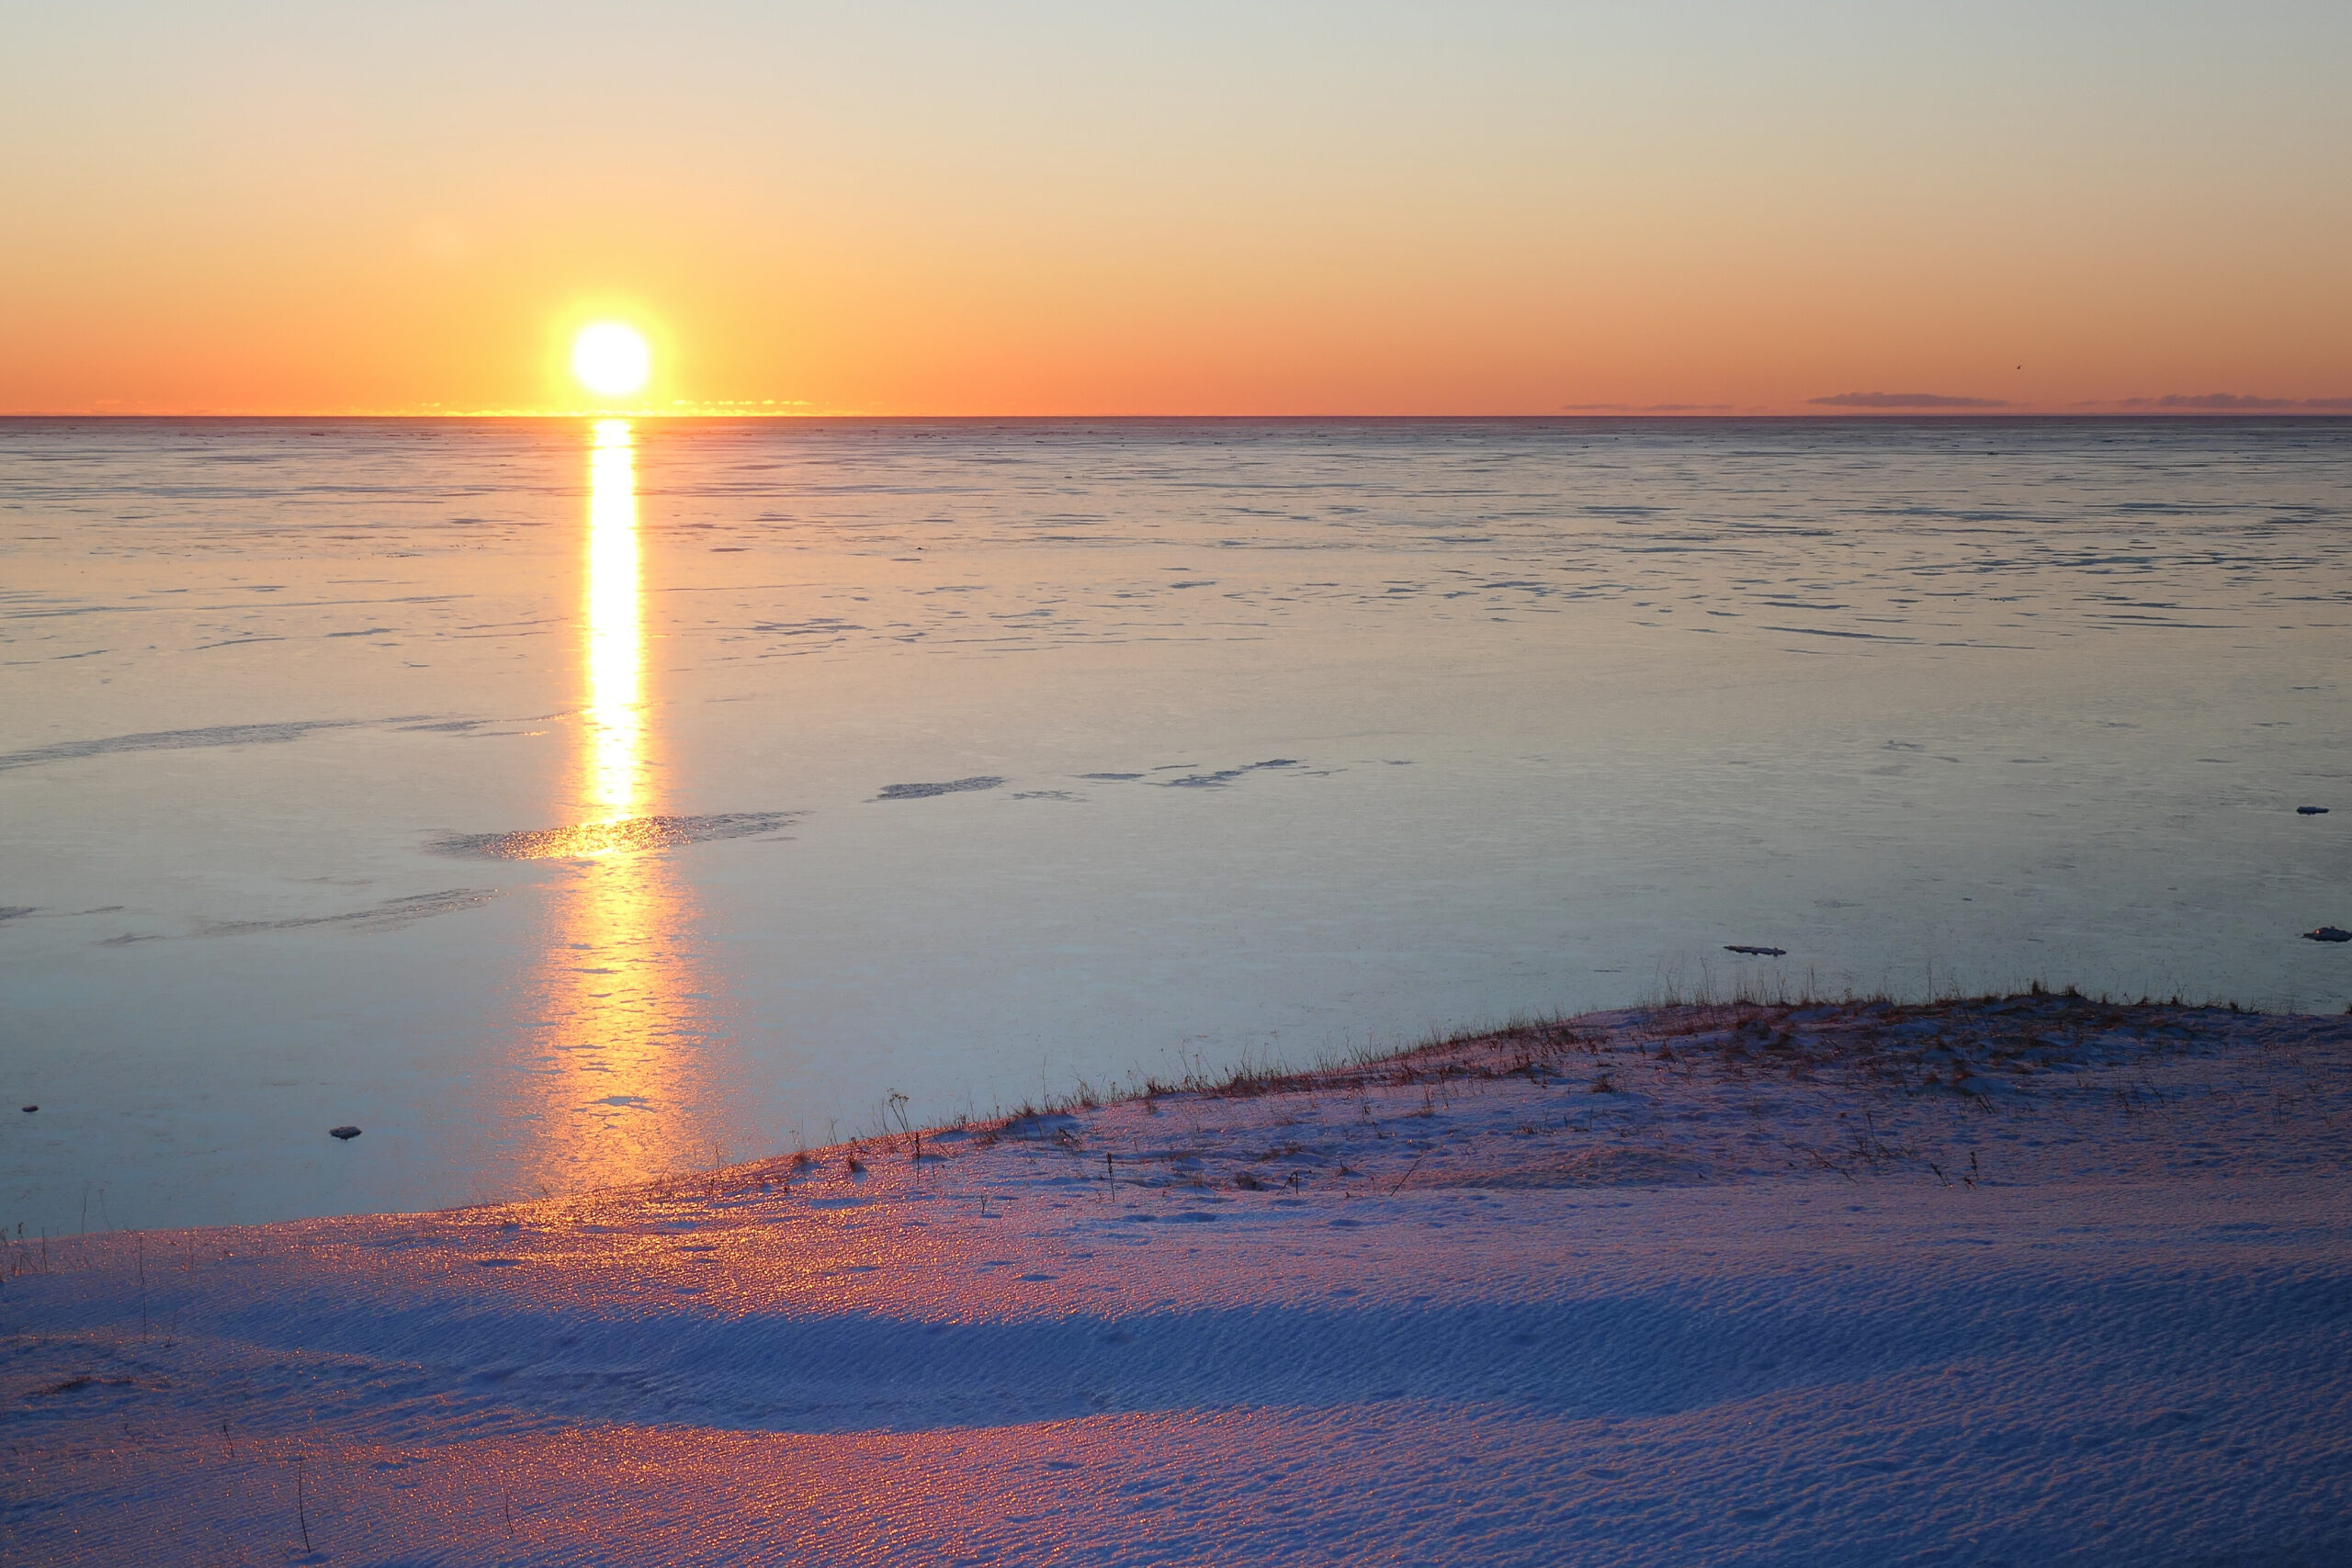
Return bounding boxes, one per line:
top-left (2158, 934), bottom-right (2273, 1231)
top-left (572, 322), bottom-right (650, 398)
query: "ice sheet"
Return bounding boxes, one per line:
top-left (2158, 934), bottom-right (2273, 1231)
top-left (2, 417), bottom-right (2346, 1229)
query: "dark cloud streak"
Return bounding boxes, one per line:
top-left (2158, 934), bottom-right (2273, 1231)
top-left (1808, 391), bottom-right (2010, 410)
top-left (1559, 402), bottom-right (1737, 413)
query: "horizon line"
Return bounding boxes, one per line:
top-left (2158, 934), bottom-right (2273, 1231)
top-left (6, 409), bottom-right (2352, 423)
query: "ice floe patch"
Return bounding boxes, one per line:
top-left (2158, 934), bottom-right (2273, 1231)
top-left (1153, 759), bottom-right (1301, 788)
top-left (0, 713), bottom-right (548, 772)
top-left (876, 776), bottom-right (1002, 801)
top-left (1076, 759), bottom-right (1309, 789)
top-left (0, 718), bottom-right (367, 771)
top-left (429, 811), bottom-right (801, 859)
top-left (203, 886), bottom-right (501, 937)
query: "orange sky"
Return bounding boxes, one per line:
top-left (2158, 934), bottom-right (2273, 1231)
top-left (3, 3), bottom-right (2347, 416)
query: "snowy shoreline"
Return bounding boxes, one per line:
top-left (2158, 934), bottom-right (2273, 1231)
top-left (8, 993), bottom-right (2352, 1564)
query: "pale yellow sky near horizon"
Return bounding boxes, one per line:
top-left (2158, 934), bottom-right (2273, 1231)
top-left (3, 2), bottom-right (2347, 416)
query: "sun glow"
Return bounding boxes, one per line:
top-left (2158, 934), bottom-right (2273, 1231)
top-left (572, 322), bottom-right (651, 398)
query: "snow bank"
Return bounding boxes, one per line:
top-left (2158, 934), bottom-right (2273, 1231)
top-left (6, 995), bottom-right (2350, 1564)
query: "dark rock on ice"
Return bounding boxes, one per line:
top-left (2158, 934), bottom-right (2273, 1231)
top-left (329, 1125), bottom-right (364, 1140)
top-left (1724, 944), bottom-right (1788, 957)
top-left (2303, 928), bottom-right (2351, 944)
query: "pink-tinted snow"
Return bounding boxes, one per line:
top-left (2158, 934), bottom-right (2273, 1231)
top-left (7, 995), bottom-right (2351, 1564)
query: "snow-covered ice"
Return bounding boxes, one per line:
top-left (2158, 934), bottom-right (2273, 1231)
top-left (6, 993), bottom-right (2351, 1564)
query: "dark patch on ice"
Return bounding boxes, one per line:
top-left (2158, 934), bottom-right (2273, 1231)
top-left (0, 907), bottom-right (38, 923)
top-left (431, 811), bottom-right (801, 859)
top-left (753, 618), bottom-right (863, 637)
top-left (876, 776), bottom-right (1002, 801)
top-left (1724, 944), bottom-right (1788, 957)
top-left (206, 888), bottom-right (500, 937)
top-left (2298, 806), bottom-right (2330, 815)
top-left (399, 718), bottom-right (493, 733)
top-left (1151, 759), bottom-right (1302, 789)
top-left (329, 1125), bottom-right (362, 1141)
top-left (1762, 625), bottom-right (1915, 642)
top-left (1011, 790), bottom-right (1075, 801)
top-left (1078, 773), bottom-right (1145, 781)
top-left (0, 718), bottom-right (365, 772)
top-left (328, 626), bottom-right (396, 637)
top-left (2305, 927), bottom-right (2351, 943)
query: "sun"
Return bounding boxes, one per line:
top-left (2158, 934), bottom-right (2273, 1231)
top-left (571, 322), bottom-right (650, 398)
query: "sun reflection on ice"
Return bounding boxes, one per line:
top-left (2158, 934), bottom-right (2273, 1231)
top-left (521, 420), bottom-right (729, 1194)
top-left (584, 419), bottom-right (644, 818)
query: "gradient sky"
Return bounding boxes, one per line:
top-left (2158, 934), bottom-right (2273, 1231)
top-left (4, 1), bottom-right (2347, 415)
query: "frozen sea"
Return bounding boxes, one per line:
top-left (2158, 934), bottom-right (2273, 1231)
top-left (2, 416), bottom-right (2346, 1231)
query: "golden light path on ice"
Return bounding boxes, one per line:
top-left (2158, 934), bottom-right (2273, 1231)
top-left (519, 420), bottom-right (720, 1194)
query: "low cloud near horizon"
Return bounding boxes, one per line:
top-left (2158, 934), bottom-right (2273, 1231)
top-left (1809, 391), bottom-right (2010, 410)
top-left (2118, 392), bottom-right (2352, 411)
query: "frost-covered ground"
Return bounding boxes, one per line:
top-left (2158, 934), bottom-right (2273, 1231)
top-left (7, 994), bottom-right (2352, 1565)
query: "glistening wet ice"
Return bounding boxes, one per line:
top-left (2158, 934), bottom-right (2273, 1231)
top-left (2, 416), bottom-right (2346, 1230)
